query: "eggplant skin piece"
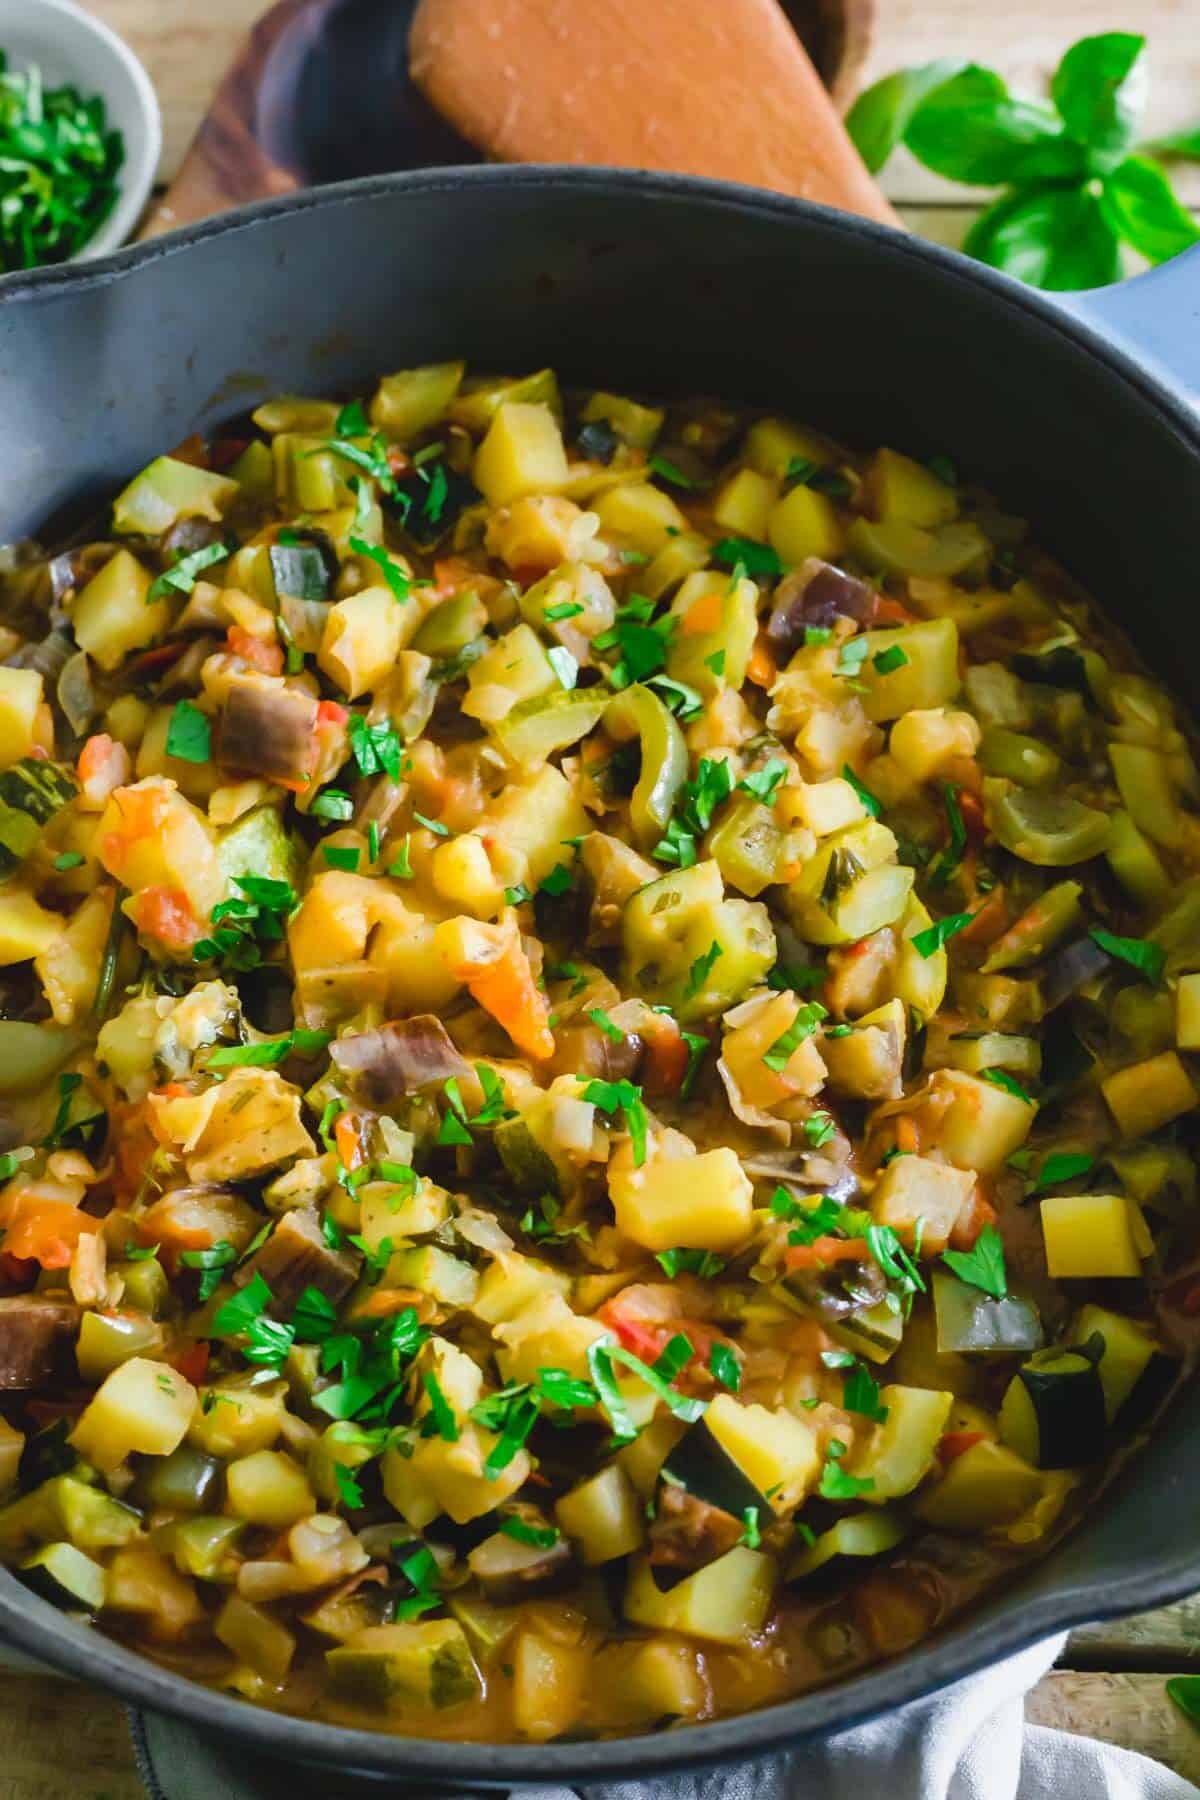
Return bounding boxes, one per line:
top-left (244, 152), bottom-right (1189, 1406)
top-left (1017, 1357), bottom-right (1107, 1469)
top-left (766, 558), bottom-right (877, 652)
top-left (0, 1297), bottom-right (80, 1389)
top-left (647, 1416), bottom-right (769, 1587)
top-left (233, 1208), bottom-right (360, 1314)
top-left (215, 677), bottom-right (317, 785)
top-left (330, 1016), bottom-right (470, 1107)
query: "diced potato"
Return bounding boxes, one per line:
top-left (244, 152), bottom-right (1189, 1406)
top-left (894, 896), bottom-right (948, 1019)
top-left (581, 389), bottom-right (664, 449)
top-left (784, 776), bottom-right (868, 838)
top-left (744, 416), bottom-right (835, 478)
top-left (96, 776), bottom-right (225, 925)
top-left (35, 887), bottom-right (114, 1024)
top-left (215, 1592), bottom-right (296, 1683)
top-left (1177, 974), bottom-right (1200, 1052)
top-left (609, 1139), bottom-right (753, 1254)
top-left (318, 585), bottom-right (409, 698)
top-left (821, 998), bottom-right (906, 1100)
top-left (382, 1427), bottom-right (531, 1528)
top-left (593, 1639), bottom-right (705, 1726)
top-left (472, 1251), bottom-right (570, 1326)
top-left (112, 456), bottom-right (238, 535)
top-left (624, 1547), bottom-right (776, 1643)
top-left (0, 669), bottom-right (43, 768)
top-left (721, 989), bottom-right (827, 1110)
top-left (104, 1546), bottom-right (205, 1637)
top-left (225, 1450), bottom-right (316, 1528)
top-left (0, 888), bottom-right (62, 965)
top-left (72, 549), bottom-right (169, 672)
top-left (865, 448), bottom-right (958, 527)
top-left (889, 708), bottom-right (981, 783)
top-left (511, 1629), bottom-right (590, 1741)
top-left (494, 1295), bottom-right (606, 1387)
top-left (328, 1620), bottom-right (481, 1712)
top-left (915, 1439), bottom-right (1042, 1531)
top-left (667, 572), bottom-right (759, 696)
top-left (70, 1358), bottom-right (197, 1472)
top-left (767, 484), bottom-right (843, 565)
top-left (462, 623), bottom-right (556, 724)
top-left (555, 1463), bottom-right (645, 1563)
top-left (848, 1385), bottom-right (953, 1500)
top-left (188, 1379), bottom-right (287, 1459)
top-left (473, 403), bottom-right (569, 507)
top-left (592, 482), bottom-right (687, 554)
top-left (1041, 1193), bottom-right (1144, 1279)
top-left (870, 1154), bottom-right (975, 1254)
top-left (712, 468), bottom-right (777, 540)
top-left (932, 1069), bottom-right (1035, 1173)
top-left (371, 361), bottom-right (465, 440)
top-left (857, 619), bottom-right (961, 723)
top-left (706, 1394), bottom-right (821, 1510)
top-left (1102, 1051), bottom-right (1198, 1138)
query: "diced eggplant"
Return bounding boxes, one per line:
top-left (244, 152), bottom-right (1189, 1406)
top-left (233, 1208), bottom-right (360, 1314)
top-left (786, 1508), bottom-right (908, 1582)
top-left (0, 759), bottom-right (79, 877)
top-left (134, 1444), bottom-right (223, 1515)
top-left (1070, 1304), bottom-right (1176, 1428)
top-left (932, 1271), bottom-right (1042, 1357)
top-left (1042, 937), bottom-right (1111, 1010)
top-left (330, 1016), bottom-right (470, 1107)
top-left (269, 538), bottom-right (335, 602)
top-left (998, 1348), bottom-right (1107, 1468)
top-left (766, 558), bottom-right (876, 652)
top-left (236, 964), bottom-right (296, 1035)
top-left (466, 1517), bottom-right (574, 1603)
top-left (494, 1118), bottom-right (561, 1198)
top-left (782, 1253), bottom-right (887, 1322)
top-left (216, 676), bottom-right (317, 785)
top-left (0, 1297), bottom-right (80, 1390)
top-left (19, 1541), bottom-right (105, 1612)
top-left (394, 466), bottom-right (481, 551)
top-left (646, 1482), bottom-right (747, 1587)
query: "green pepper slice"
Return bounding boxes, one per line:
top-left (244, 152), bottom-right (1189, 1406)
top-left (603, 684), bottom-right (688, 851)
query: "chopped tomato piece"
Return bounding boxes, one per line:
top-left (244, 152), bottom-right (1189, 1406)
top-left (226, 626), bottom-right (284, 675)
top-left (784, 1236), bottom-right (870, 1271)
top-left (948, 1185), bottom-right (997, 1252)
top-left (129, 886), bottom-right (201, 951)
top-left (641, 1018), bottom-right (690, 1098)
top-left (3, 1198), bottom-right (102, 1269)
top-left (168, 1341), bottom-right (210, 1386)
top-left (938, 1430), bottom-right (987, 1466)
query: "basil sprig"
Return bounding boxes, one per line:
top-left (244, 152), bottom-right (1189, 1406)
top-left (847, 33), bottom-right (1200, 289)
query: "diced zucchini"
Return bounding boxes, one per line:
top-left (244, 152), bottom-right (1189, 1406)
top-left (215, 1592), bottom-right (296, 1683)
top-left (371, 362), bottom-right (465, 440)
top-left (170, 1515), bottom-right (244, 1582)
top-left (945, 1033), bottom-right (1041, 1079)
top-left (847, 1385), bottom-right (953, 1500)
top-left (1106, 810), bottom-right (1171, 908)
top-left (984, 782), bottom-right (1111, 867)
top-left (386, 1245), bottom-right (478, 1308)
top-left (624, 1547), bottom-right (776, 1643)
top-left (823, 1298), bottom-right (906, 1366)
top-left (555, 1463), bottom-right (645, 1564)
top-left (76, 1310), bottom-right (164, 1383)
top-left (216, 805), bottom-right (298, 892)
top-left (622, 860), bottom-right (776, 1022)
top-left (865, 449), bottom-right (958, 528)
top-left (112, 457), bottom-right (238, 536)
top-left (915, 1439), bottom-right (1042, 1531)
top-left (704, 1394), bottom-right (820, 1510)
top-left (136, 1445), bottom-right (223, 1516)
top-left (998, 1349), bottom-right (1107, 1468)
top-left (462, 622), bottom-right (556, 724)
top-left (1102, 1050), bottom-right (1198, 1138)
top-left (666, 572), bottom-right (759, 696)
top-left (981, 883), bottom-right (1082, 974)
top-left (327, 1619), bottom-right (481, 1711)
top-left (72, 549), bottom-right (168, 672)
top-left (450, 369), bottom-right (561, 434)
top-left (856, 620), bottom-right (961, 722)
top-left (445, 1592), bottom-right (520, 1664)
top-left (978, 727), bottom-right (1061, 788)
top-left (933, 1271), bottom-right (1043, 1357)
top-left (847, 518), bottom-right (989, 580)
top-left (1040, 1193), bottom-right (1144, 1279)
top-left (20, 1541), bottom-right (105, 1611)
top-left (581, 390), bottom-right (664, 449)
top-left (787, 1507), bottom-right (908, 1581)
top-left (1109, 742), bottom-right (1183, 848)
top-left (489, 689), bottom-right (609, 767)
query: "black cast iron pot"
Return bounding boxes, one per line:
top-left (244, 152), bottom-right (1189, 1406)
top-left (2, 168), bottom-right (1199, 1785)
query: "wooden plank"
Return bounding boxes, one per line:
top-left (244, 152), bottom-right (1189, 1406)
top-left (1027, 1671), bottom-right (1200, 1784)
top-left (0, 1676), bottom-right (141, 1800)
top-left (1069, 1597), bottom-right (1200, 1668)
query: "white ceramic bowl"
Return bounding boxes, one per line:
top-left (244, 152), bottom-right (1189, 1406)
top-left (0, 0), bottom-right (161, 264)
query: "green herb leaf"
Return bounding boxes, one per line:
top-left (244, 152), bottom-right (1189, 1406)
top-left (844, 57), bottom-right (967, 173)
top-left (348, 713), bottom-right (404, 781)
top-left (1166, 1674), bottom-right (1200, 1728)
top-left (1051, 31), bottom-right (1146, 158)
top-left (872, 645), bottom-right (909, 675)
top-left (982, 1067), bottom-right (1035, 1105)
top-left (683, 940), bottom-right (723, 1004)
top-left (53, 851), bottom-right (84, 872)
top-left (655, 1248), bottom-right (726, 1280)
top-left (1100, 154), bottom-right (1200, 264)
top-left (738, 758), bottom-right (789, 805)
top-left (1146, 126), bottom-right (1200, 160)
top-left (963, 184), bottom-right (1120, 292)
top-left (763, 1001), bottom-right (827, 1073)
top-left (1032, 1150), bottom-right (1095, 1193)
top-left (709, 1342), bottom-right (741, 1391)
top-left (929, 783), bottom-right (967, 888)
top-left (712, 537), bottom-right (785, 578)
top-left (500, 1516), bottom-right (560, 1548)
top-left (911, 911), bottom-right (973, 958)
top-left (842, 1361), bottom-right (890, 1423)
top-left (165, 699), bottom-right (211, 764)
top-left (819, 1441), bottom-right (875, 1501)
top-left (842, 763), bottom-right (882, 820)
top-left (323, 846), bottom-right (360, 871)
top-left (581, 1077), bottom-right (648, 1166)
top-left (587, 1006), bottom-right (625, 1044)
top-left (648, 454), bottom-right (695, 490)
top-left (942, 1222), bottom-right (1008, 1299)
top-left (422, 1372), bottom-right (460, 1442)
top-left (905, 64), bottom-right (1079, 186)
top-left (209, 1028), bottom-right (330, 1069)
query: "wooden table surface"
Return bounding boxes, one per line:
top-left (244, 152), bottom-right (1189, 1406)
top-left (9, 0), bottom-right (1200, 1790)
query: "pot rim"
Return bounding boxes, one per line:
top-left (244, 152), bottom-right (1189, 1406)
top-left (3, 161), bottom-right (1199, 1778)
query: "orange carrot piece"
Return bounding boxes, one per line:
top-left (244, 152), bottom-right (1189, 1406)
top-left (746, 633), bottom-right (776, 688)
top-left (681, 590), bottom-right (723, 636)
top-left (784, 1236), bottom-right (869, 1271)
top-left (3, 1199), bottom-right (102, 1270)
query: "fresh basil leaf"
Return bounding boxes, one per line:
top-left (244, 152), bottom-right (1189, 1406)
top-left (906, 66), bottom-right (1078, 187)
top-left (1050, 31), bottom-right (1146, 159)
top-left (1100, 154), bottom-right (1200, 265)
top-left (1146, 126), bottom-right (1200, 160)
top-left (844, 57), bottom-right (966, 173)
top-left (963, 184), bottom-right (1121, 292)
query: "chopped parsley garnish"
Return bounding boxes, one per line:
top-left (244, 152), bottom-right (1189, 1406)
top-left (841, 1360), bottom-right (889, 1423)
top-left (312, 788), bottom-right (354, 823)
top-left (652, 1333), bottom-right (695, 1384)
top-left (165, 699), bottom-right (211, 764)
top-left (929, 784), bottom-right (967, 888)
top-left (209, 1028), bottom-right (330, 1069)
top-left (709, 1343), bottom-right (741, 1391)
top-left (842, 763), bottom-right (882, 820)
top-left (1089, 927), bottom-right (1165, 985)
top-left (763, 1002), bottom-right (827, 1073)
top-left (544, 599), bottom-right (585, 622)
top-left (767, 960), bottom-right (826, 994)
top-left (804, 625), bottom-right (832, 646)
top-left (500, 1517), bottom-right (560, 1549)
top-left (740, 1506), bottom-right (762, 1549)
top-left (350, 538), bottom-right (411, 603)
top-left (910, 911), bottom-right (974, 959)
top-left (539, 862), bottom-right (574, 897)
top-left (594, 595), bottom-right (675, 688)
top-left (680, 1029), bottom-right (709, 1099)
top-left (712, 537), bottom-right (785, 578)
top-left (333, 1464), bottom-right (364, 1509)
top-left (655, 1248), bottom-right (726, 1279)
top-left (348, 713), bottom-right (405, 781)
top-left (654, 760), bottom-right (737, 868)
top-left (683, 940), bottom-right (723, 1004)
top-left (738, 758), bottom-right (789, 806)
top-left (582, 1077), bottom-right (648, 1166)
top-left (649, 674), bottom-right (704, 720)
top-left (982, 1068), bottom-right (1035, 1104)
top-left (587, 1006), bottom-right (625, 1044)
top-left (505, 884), bottom-right (531, 906)
top-left (387, 836), bottom-right (414, 880)
top-left (393, 1544), bottom-right (441, 1621)
top-left (802, 1110), bottom-right (837, 1149)
top-left (421, 1372), bottom-right (461, 1442)
top-left (942, 1223), bottom-right (1008, 1300)
top-left (586, 1333), bottom-right (706, 1446)
top-left (705, 649), bottom-right (726, 677)
top-left (648, 453), bottom-right (695, 489)
top-left (316, 432), bottom-right (398, 498)
top-left (335, 399), bottom-right (370, 436)
top-left (819, 1438), bottom-right (874, 1501)
top-left (147, 539), bottom-right (231, 602)
top-left (1032, 1150), bottom-right (1095, 1193)
top-left (53, 851), bottom-right (84, 872)
top-left (835, 638), bottom-right (870, 680)
top-left (193, 874), bottom-right (297, 972)
top-left (208, 1273), bottom-right (293, 1371)
top-left (323, 846), bottom-right (360, 871)
top-left (872, 644), bottom-right (909, 675)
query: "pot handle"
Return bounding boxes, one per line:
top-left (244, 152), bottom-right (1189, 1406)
top-left (1060, 244), bottom-right (1200, 410)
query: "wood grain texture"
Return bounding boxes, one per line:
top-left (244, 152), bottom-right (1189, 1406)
top-left (1028, 1672), bottom-right (1200, 1784)
top-left (0, 1675), bottom-right (142, 1800)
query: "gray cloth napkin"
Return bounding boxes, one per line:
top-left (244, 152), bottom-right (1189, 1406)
top-left (127, 1635), bottom-right (1200, 1800)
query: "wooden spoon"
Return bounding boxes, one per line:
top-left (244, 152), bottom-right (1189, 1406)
top-left (141, 0), bottom-right (881, 238)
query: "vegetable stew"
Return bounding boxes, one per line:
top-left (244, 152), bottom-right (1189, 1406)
top-left (0, 366), bottom-right (1195, 1741)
